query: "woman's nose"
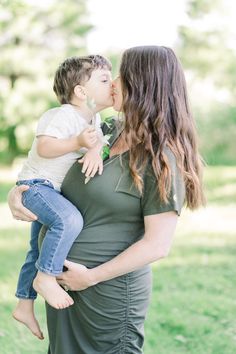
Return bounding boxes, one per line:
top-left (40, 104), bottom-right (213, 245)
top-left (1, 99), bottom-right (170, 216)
top-left (111, 85), bottom-right (117, 96)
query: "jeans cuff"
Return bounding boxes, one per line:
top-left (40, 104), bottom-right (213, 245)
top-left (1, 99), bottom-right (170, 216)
top-left (15, 292), bottom-right (37, 300)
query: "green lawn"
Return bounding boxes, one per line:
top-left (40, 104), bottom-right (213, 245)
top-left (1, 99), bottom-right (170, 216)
top-left (0, 166), bottom-right (235, 354)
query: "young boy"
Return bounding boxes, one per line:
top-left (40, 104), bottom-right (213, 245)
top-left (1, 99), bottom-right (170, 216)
top-left (13, 55), bottom-right (113, 339)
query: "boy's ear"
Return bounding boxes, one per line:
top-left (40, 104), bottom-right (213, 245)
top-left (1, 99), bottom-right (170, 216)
top-left (74, 85), bottom-right (86, 99)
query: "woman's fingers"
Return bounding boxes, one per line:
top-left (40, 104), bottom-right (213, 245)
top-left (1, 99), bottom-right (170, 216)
top-left (17, 185), bottom-right (30, 193)
top-left (15, 205), bottom-right (38, 221)
top-left (56, 261), bottom-right (90, 291)
top-left (56, 260), bottom-right (74, 282)
top-left (64, 260), bottom-right (72, 268)
top-left (56, 276), bottom-right (65, 283)
top-left (7, 185), bottom-right (37, 221)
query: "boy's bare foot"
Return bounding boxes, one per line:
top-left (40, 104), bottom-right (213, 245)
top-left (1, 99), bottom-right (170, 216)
top-left (33, 271), bottom-right (74, 309)
top-left (13, 299), bottom-right (44, 340)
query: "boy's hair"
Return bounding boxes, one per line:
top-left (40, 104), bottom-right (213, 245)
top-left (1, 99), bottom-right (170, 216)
top-left (53, 55), bottom-right (112, 104)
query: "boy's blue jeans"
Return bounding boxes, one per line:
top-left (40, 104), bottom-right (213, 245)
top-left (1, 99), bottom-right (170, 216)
top-left (15, 179), bottom-right (83, 300)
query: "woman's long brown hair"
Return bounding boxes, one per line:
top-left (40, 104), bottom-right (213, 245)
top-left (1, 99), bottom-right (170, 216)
top-left (120, 46), bottom-right (205, 209)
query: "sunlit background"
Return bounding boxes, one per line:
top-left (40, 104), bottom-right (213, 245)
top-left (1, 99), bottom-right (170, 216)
top-left (0, 1), bottom-right (236, 353)
top-left (1, 0), bottom-right (236, 165)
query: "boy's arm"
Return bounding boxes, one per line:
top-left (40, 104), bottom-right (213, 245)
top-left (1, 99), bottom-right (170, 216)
top-left (37, 135), bottom-right (81, 158)
top-left (37, 126), bottom-right (97, 158)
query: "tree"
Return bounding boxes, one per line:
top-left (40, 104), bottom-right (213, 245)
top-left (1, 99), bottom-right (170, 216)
top-left (177, 0), bottom-right (236, 165)
top-left (0, 0), bottom-right (93, 162)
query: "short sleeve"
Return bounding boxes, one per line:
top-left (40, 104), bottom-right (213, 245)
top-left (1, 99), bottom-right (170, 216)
top-left (36, 109), bottom-right (78, 139)
top-left (141, 149), bottom-right (185, 216)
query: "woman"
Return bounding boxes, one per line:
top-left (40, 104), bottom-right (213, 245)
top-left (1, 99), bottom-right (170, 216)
top-left (8, 46), bottom-right (205, 353)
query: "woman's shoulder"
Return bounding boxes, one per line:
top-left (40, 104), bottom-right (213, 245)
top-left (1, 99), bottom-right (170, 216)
top-left (144, 146), bottom-right (177, 178)
top-left (142, 147), bottom-right (185, 216)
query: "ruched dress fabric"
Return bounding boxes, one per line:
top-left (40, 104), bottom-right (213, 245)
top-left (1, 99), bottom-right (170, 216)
top-left (45, 121), bottom-right (185, 354)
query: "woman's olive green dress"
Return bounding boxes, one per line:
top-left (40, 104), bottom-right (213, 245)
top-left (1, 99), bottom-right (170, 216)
top-left (46, 122), bottom-right (185, 354)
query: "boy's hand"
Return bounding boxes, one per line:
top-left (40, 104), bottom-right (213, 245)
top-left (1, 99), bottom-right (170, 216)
top-left (77, 127), bottom-right (98, 149)
top-left (78, 148), bottom-right (103, 179)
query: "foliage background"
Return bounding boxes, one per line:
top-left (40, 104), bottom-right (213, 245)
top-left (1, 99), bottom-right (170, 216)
top-left (0, 0), bottom-right (235, 165)
top-left (0, 0), bottom-right (235, 353)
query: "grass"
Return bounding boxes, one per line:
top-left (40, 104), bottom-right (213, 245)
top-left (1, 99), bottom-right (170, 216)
top-left (0, 227), bottom-right (48, 354)
top-left (204, 166), bottom-right (236, 205)
top-left (144, 230), bottom-right (236, 354)
top-left (0, 166), bottom-right (235, 354)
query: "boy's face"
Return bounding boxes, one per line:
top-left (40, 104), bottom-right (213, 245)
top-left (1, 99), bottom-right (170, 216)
top-left (83, 68), bottom-right (113, 110)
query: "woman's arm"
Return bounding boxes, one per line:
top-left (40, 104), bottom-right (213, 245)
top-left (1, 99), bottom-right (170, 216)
top-left (57, 211), bottom-right (178, 291)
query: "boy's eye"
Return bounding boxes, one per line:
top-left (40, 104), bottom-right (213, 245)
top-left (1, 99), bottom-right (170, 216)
top-left (102, 80), bottom-right (108, 83)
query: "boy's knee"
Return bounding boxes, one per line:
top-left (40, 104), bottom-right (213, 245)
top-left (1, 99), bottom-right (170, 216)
top-left (63, 211), bottom-right (83, 233)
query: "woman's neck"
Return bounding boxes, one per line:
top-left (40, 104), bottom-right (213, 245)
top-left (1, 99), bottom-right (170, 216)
top-left (109, 132), bottom-right (129, 157)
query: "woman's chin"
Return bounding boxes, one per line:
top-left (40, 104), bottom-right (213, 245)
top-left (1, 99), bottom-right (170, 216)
top-left (112, 104), bottom-right (122, 112)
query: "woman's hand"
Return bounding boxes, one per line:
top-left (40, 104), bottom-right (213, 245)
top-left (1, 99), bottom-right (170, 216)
top-left (7, 185), bottom-right (37, 222)
top-left (56, 260), bottom-right (97, 291)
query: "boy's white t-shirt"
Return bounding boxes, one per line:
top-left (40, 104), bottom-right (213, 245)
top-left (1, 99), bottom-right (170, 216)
top-left (18, 104), bottom-right (102, 191)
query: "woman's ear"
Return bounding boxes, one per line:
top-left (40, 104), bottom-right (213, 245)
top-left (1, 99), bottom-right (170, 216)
top-left (74, 85), bottom-right (86, 99)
